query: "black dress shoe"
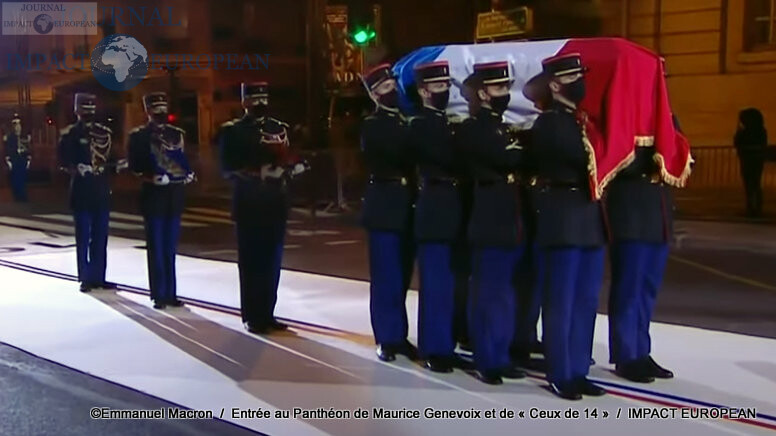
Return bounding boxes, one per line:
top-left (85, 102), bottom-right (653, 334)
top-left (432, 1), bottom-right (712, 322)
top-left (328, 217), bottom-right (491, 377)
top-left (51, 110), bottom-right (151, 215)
top-left (244, 322), bottom-right (270, 334)
top-left (166, 299), bottom-right (185, 307)
top-left (376, 344), bottom-right (397, 362)
top-left (576, 377), bottom-right (607, 396)
top-left (615, 361), bottom-right (655, 383)
top-left (530, 341), bottom-right (544, 355)
top-left (425, 356), bottom-right (453, 373)
top-left (457, 340), bottom-right (473, 353)
top-left (79, 283), bottom-right (92, 293)
top-left (268, 319), bottom-right (289, 331)
top-left (96, 282), bottom-right (118, 290)
top-left (153, 301), bottom-right (166, 310)
top-left (398, 341), bottom-right (418, 360)
top-left (549, 382), bottom-right (582, 401)
top-left (501, 366), bottom-right (527, 379)
top-left (474, 370), bottom-right (503, 385)
top-left (646, 356), bottom-right (674, 379)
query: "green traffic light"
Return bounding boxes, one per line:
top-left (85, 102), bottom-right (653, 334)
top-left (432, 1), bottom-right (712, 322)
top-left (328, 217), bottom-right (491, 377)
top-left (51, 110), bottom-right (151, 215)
top-left (354, 30), bottom-right (369, 44)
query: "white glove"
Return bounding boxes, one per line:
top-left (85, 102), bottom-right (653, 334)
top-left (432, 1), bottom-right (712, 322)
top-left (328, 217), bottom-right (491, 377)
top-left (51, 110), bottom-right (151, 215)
top-left (260, 164), bottom-right (285, 180)
top-left (5, 158), bottom-right (11, 170)
top-left (77, 163), bottom-right (93, 176)
top-left (184, 172), bottom-right (196, 184)
top-left (116, 159), bottom-right (129, 172)
top-left (25, 158), bottom-right (30, 169)
top-left (153, 174), bottom-right (170, 186)
top-left (291, 162), bottom-right (308, 176)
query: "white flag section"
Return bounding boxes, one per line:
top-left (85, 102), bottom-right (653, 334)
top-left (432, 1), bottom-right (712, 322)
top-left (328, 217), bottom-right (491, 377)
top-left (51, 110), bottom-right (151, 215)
top-left (394, 39), bottom-right (569, 125)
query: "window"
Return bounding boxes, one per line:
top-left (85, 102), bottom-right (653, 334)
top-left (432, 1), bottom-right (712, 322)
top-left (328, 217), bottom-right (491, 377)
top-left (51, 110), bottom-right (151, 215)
top-left (746, 0), bottom-right (776, 50)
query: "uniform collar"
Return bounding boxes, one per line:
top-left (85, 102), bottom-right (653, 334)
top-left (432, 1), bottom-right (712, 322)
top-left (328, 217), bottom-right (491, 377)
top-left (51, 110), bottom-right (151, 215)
top-left (476, 107), bottom-right (503, 123)
top-left (422, 106), bottom-right (446, 117)
top-left (550, 100), bottom-right (576, 114)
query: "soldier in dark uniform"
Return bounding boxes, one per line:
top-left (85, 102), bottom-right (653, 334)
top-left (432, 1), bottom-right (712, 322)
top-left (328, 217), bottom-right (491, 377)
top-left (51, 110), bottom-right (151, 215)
top-left (4, 114), bottom-right (32, 202)
top-left (360, 63), bottom-right (417, 362)
top-left (410, 61), bottom-right (465, 372)
top-left (219, 82), bottom-right (308, 334)
top-left (606, 60), bottom-right (676, 383)
top-left (128, 92), bottom-right (195, 310)
top-left (58, 93), bottom-right (126, 293)
top-left (458, 62), bottom-right (527, 385)
top-left (524, 54), bottom-right (607, 400)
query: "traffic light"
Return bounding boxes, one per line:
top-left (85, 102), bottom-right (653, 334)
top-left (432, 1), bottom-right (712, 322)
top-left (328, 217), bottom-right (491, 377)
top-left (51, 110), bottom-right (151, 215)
top-left (348, 1), bottom-right (376, 46)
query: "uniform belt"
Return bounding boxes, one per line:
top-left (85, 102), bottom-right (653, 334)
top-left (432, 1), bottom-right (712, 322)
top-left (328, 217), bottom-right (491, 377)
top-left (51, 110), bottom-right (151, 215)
top-left (369, 175), bottom-right (409, 186)
top-left (475, 173), bottom-right (517, 187)
top-left (421, 177), bottom-right (458, 187)
top-left (531, 178), bottom-right (583, 190)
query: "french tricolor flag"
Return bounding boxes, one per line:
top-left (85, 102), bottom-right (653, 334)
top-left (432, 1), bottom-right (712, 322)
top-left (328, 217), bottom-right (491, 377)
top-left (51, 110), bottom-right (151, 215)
top-left (394, 37), bottom-right (693, 198)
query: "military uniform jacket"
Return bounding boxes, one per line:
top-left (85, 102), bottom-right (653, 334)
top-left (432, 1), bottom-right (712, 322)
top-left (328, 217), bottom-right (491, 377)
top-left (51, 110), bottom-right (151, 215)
top-left (360, 108), bottom-right (415, 232)
top-left (528, 103), bottom-right (606, 248)
top-left (4, 133), bottom-right (31, 165)
top-left (605, 147), bottom-right (674, 243)
top-left (128, 123), bottom-right (190, 217)
top-left (58, 121), bottom-right (115, 211)
top-left (459, 108), bottom-right (525, 248)
top-left (410, 107), bottom-right (463, 242)
top-left (219, 115), bottom-right (289, 230)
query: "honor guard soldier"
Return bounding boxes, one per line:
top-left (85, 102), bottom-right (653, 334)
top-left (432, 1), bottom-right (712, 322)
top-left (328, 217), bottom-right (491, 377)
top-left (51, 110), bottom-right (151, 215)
top-left (4, 114), bottom-right (32, 202)
top-left (219, 81), bottom-right (308, 334)
top-left (524, 54), bottom-right (607, 400)
top-left (128, 92), bottom-right (195, 310)
top-left (360, 63), bottom-right (417, 362)
top-left (410, 61), bottom-right (466, 372)
top-left (58, 93), bottom-right (127, 293)
top-left (606, 61), bottom-right (675, 383)
top-left (458, 61), bottom-right (527, 385)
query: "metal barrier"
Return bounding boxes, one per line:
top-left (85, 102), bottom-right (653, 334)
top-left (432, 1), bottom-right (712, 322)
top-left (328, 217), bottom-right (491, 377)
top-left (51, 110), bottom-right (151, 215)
top-left (686, 146), bottom-right (776, 190)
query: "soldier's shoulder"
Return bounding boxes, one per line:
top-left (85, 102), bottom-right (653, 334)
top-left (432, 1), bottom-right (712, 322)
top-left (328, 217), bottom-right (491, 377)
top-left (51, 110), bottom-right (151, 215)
top-left (265, 116), bottom-right (289, 128)
top-left (94, 122), bottom-right (112, 133)
top-left (166, 124), bottom-right (186, 134)
top-left (128, 125), bottom-right (146, 135)
top-left (219, 118), bottom-right (240, 129)
top-left (59, 123), bottom-right (78, 136)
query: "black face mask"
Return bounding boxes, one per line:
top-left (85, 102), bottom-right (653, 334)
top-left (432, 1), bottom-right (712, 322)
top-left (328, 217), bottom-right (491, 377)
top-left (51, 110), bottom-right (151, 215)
top-left (488, 94), bottom-right (510, 114)
top-left (248, 103), bottom-right (268, 118)
top-left (378, 89), bottom-right (399, 109)
top-left (562, 80), bottom-right (586, 104)
top-left (429, 90), bottom-right (450, 111)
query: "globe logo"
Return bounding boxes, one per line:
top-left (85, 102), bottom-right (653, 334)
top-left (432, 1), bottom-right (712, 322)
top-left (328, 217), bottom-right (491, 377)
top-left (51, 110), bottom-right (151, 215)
top-left (33, 14), bottom-right (54, 34)
top-left (91, 34), bottom-right (149, 92)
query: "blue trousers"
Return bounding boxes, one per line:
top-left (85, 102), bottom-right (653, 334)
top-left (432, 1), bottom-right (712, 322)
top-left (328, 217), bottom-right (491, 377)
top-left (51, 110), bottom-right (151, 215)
top-left (418, 243), bottom-right (456, 358)
top-left (513, 243), bottom-right (543, 354)
top-left (236, 220), bottom-right (285, 325)
top-left (608, 242), bottom-right (670, 364)
top-left (144, 215), bottom-right (183, 302)
top-left (9, 164), bottom-right (27, 202)
top-left (368, 231), bottom-right (415, 346)
top-left (73, 209), bottom-right (110, 285)
top-left (451, 240), bottom-right (471, 344)
top-left (470, 245), bottom-right (524, 372)
top-left (540, 247), bottom-right (605, 384)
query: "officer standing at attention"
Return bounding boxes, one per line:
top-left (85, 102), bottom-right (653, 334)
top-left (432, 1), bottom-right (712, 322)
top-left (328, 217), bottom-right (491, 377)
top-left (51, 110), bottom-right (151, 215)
top-left (459, 61), bottom-right (527, 385)
top-left (59, 93), bottom-right (126, 293)
top-left (4, 114), bottom-right (32, 202)
top-left (410, 61), bottom-right (465, 372)
top-left (524, 54), bottom-right (607, 400)
top-left (129, 92), bottom-right (195, 310)
top-left (360, 63), bottom-right (417, 362)
top-left (219, 82), bottom-right (307, 334)
top-left (606, 61), bottom-right (675, 383)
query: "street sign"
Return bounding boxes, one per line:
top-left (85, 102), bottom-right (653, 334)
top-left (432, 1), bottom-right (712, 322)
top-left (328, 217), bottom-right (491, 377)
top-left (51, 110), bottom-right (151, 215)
top-left (476, 7), bottom-right (533, 40)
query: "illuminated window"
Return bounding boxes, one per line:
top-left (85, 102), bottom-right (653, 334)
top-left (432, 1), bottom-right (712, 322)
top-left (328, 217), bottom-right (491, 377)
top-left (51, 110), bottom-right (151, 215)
top-left (746, 0), bottom-right (776, 50)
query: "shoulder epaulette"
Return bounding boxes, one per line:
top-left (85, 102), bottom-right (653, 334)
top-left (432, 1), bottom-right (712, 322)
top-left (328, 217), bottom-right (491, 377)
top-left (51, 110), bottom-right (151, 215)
top-left (220, 119), bottom-right (238, 129)
top-left (128, 126), bottom-right (144, 135)
top-left (94, 122), bottom-right (112, 133)
top-left (266, 117), bottom-right (289, 128)
top-left (59, 124), bottom-right (75, 136)
top-left (167, 125), bottom-right (186, 134)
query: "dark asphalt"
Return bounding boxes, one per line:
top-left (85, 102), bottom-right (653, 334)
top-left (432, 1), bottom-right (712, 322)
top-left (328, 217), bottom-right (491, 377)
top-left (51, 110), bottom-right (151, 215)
top-left (0, 343), bottom-right (260, 436)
